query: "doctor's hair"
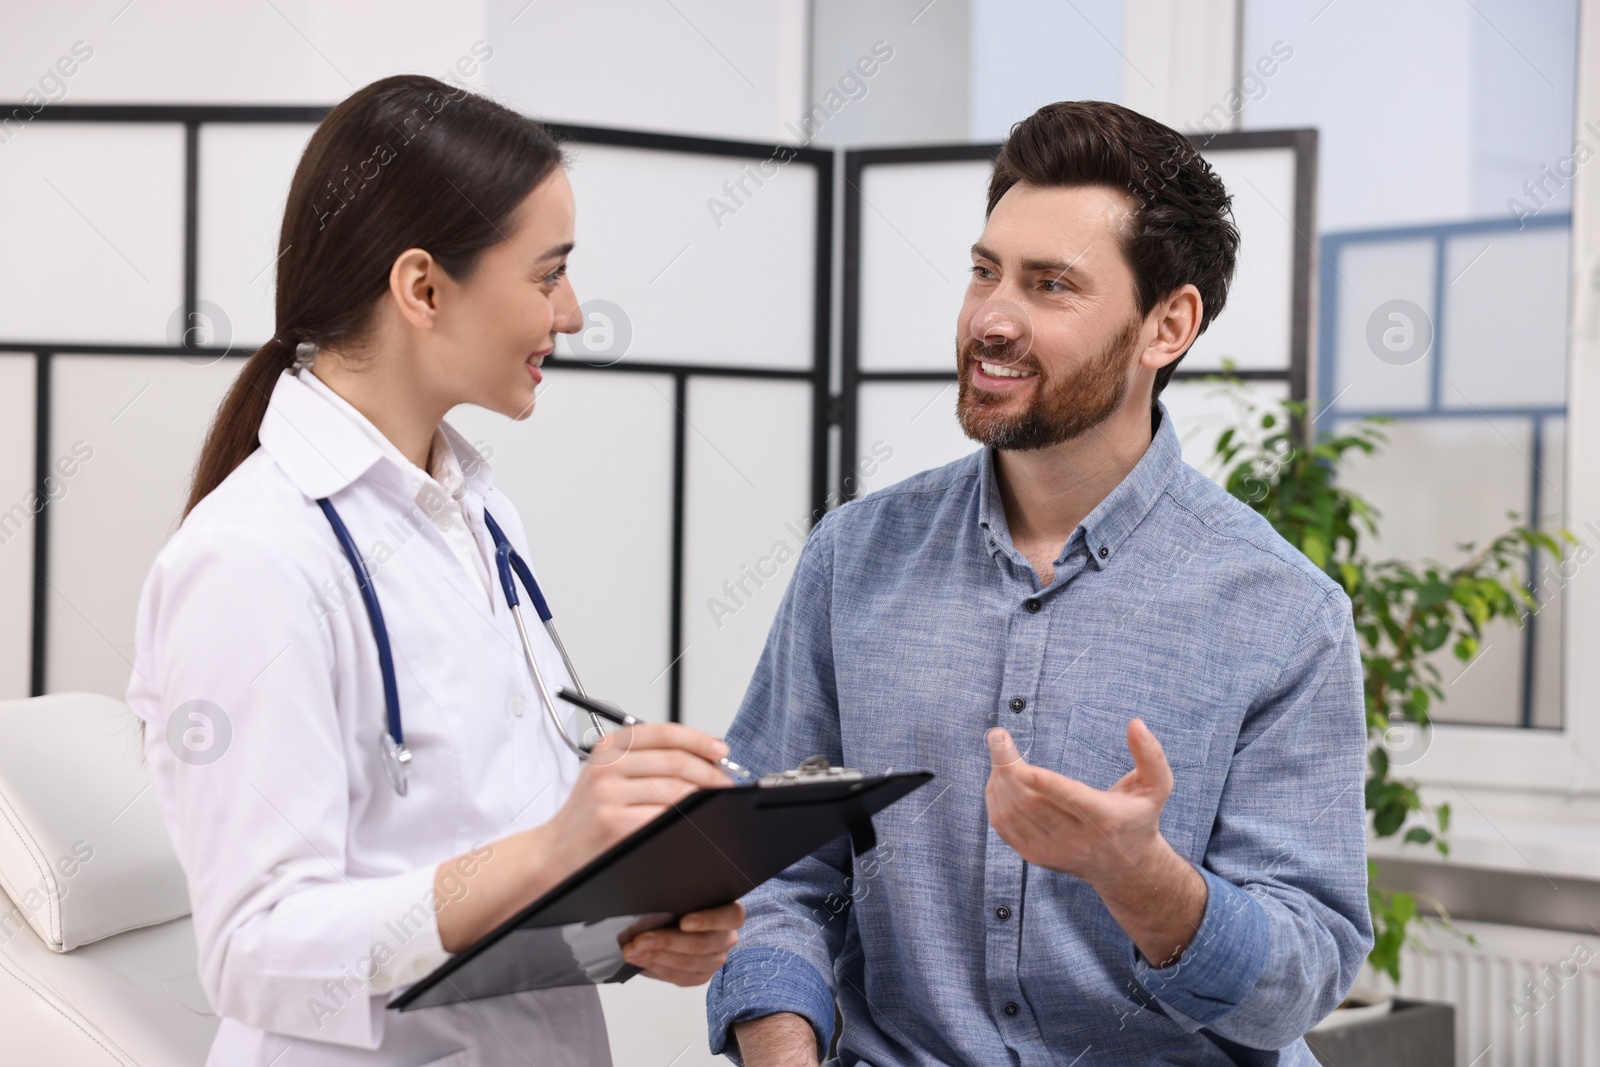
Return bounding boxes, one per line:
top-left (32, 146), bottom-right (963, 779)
top-left (985, 100), bottom-right (1238, 399)
top-left (184, 74), bottom-right (565, 517)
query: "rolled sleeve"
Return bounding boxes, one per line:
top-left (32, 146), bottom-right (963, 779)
top-left (708, 946), bottom-right (835, 1064)
top-left (369, 863), bottom-right (452, 994)
top-left (1132, 865), bottom-right (1271, 1029)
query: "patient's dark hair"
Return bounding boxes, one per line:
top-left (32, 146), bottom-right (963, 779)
top-left (184, 74), bottom-right (564, 517)
top-left (986, 100), bottom-right (1239, 398)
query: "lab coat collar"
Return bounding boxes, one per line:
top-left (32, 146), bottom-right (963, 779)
top-left (436, 418), bottom-right (495, 500)
top-left (257, 368), bottom-right (495, 503)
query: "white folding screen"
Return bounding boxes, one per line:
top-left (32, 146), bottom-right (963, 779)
top-left (0, 110), bottom-right (831, 736)
top-left (1, 108), bottom-right (1310, 728)
top-left (841, 133), bottom-right (1313, 495)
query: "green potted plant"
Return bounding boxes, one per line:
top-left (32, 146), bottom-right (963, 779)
top-left (1205, 380), bottom-right (1567, 1063)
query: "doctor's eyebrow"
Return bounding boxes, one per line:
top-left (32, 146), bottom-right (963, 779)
top-left (538, 242), bottom-right (575, 262)
top-left (970, 242), bottom-right (1088, 280)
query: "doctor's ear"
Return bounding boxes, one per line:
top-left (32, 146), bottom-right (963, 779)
top-left (389, 247), bottom-right (445, 331)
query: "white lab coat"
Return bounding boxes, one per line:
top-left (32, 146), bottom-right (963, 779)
top-left (126, 368), bottom-right (611, 1066)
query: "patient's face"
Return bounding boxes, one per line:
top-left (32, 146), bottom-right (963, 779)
top-left (955, 182), bottom-right (1148, 451)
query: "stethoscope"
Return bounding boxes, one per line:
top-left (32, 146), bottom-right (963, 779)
top-left (316, 497), bottom-right (610, 797)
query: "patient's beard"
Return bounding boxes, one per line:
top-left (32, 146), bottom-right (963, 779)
top-left (955, 318), bottom-right (1141, 452)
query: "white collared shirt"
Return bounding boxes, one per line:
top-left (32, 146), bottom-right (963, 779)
top-left (297, 368), bottom-right (495, 612)
top-left (126, 369), bottom-right (605, 1066)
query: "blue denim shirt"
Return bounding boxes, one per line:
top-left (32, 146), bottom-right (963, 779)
top-left (706, 403), bottom-right (1373, 1066)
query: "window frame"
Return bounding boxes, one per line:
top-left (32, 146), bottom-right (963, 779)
top-left (1402, 0), bottom-right (1600, 797)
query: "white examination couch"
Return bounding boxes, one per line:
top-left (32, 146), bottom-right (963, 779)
top-left (0, 692), bottom-right (218, 1065)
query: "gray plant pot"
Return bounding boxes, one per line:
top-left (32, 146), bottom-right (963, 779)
top-left (1305, 998), bottom-right (1455, 1067)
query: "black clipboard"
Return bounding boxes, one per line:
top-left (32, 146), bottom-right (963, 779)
top-left (389, 763), bottom-right (932, 1011)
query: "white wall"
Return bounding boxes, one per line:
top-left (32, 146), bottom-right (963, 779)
top-left (1240, 0), bottom-right (1580, 232)
top-left (970, 0), bottom-right (1125, 140)
top-left (488, 0), bottom-right (809, 142)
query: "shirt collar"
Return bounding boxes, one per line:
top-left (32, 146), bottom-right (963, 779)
top-left (977, 400), bottom-right (1182, 571)
top-left (258, 367), bottom-right (494, 504)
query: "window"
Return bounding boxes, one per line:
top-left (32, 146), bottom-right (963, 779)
top-left (1243, 0), bottom-right (1580, 739)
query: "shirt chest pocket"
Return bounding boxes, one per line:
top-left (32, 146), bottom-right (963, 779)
top-left (1057, 703), bottom-right (1216, 860)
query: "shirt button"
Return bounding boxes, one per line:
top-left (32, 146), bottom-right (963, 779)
top-left (1003, 1001), bottom-right (1019, 1016)
top-left (1025, 598), bottom-right (1041, 613)
top-left (1009, 697), bottom-right (1026, 713)
top-left (1099, 545), bottom-right (1109, 559)
top-left (509, 693), bottom-right (526, 717)
top-left (995, 905), bottom-right (1011, 921)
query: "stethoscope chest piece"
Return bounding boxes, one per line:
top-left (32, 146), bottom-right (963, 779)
top-left (380, 731), bottom-right (412, 797)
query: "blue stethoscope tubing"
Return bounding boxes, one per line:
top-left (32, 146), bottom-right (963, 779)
top-left (316, 497), bottom-right (603, 796)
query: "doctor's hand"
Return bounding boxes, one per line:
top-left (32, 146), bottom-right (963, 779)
top-left (436, 723), bottom-right (738, 955)
top-left (622, 900), bottom-right (744, 986)
top-left (984, 722), bottom-right (1208, 968)
top-left (544, 722), bottom-right (736, 878)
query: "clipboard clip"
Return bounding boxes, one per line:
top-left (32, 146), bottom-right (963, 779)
top-left (759, 756), bottom-right (877, 856)
top-left (757, 754), bottom-right (864, 787)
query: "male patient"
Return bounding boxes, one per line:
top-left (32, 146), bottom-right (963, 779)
top-left (706, 101), bottom-right (1372, 1066)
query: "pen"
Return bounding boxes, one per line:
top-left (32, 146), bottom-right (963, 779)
top-left (556, 687), bottom-right (755, 782)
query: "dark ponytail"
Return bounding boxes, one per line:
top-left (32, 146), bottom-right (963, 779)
top-left (185, 335), bottom-right (297, 516)
top-left (184, 74), bottom-right (564, 517)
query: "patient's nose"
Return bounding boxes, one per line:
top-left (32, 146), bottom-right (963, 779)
top-left (969, 298), bottom-right (1033, 365)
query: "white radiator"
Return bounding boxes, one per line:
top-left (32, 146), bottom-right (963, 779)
top-left (1391, 919), bottom-right (1600, 1066)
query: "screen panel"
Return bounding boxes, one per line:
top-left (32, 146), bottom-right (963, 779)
top-left (0, 124), bottom-right (185, 344)
top-left (854, 380), bottom-right (974, 497)
top-left (679, 378), bottom-right (813, 739)
top-left (858, 159), bottom-right (991, 373)
top-left (198, 123), bottom-right (319, 348)
top-left (0, 355), bottom-right (36, 700)
top-left (445, 370), bottom-right (676, 724)
top-left (46, 355), bottom-right (242, 697)
top-left (1182, 147), bottom-right (1296, 373)
top-left (560, 142), bottom-right (816, 370)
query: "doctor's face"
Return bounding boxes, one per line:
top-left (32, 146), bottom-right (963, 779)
top-left (432, 166), bottom-right (581, 420)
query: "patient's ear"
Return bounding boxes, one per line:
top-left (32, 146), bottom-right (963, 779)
top-left (1140, 284), bottom-right (1203, 372)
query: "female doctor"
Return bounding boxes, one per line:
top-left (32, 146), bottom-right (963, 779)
top-left (126, 75), bottom-right (742, 1066)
